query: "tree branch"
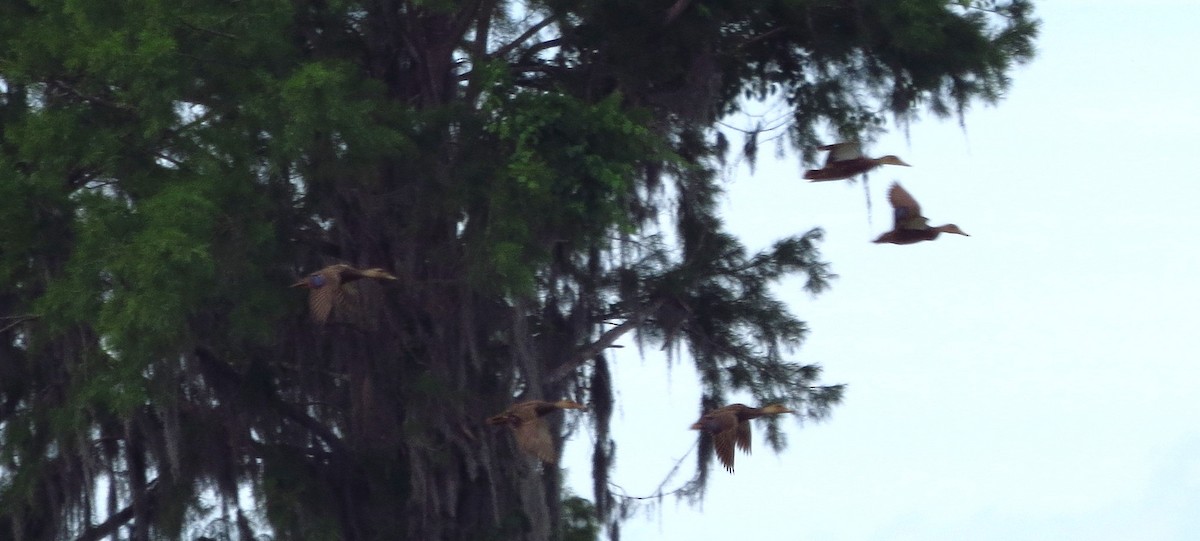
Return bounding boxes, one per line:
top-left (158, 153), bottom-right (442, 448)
top-left (487, 17), bottom-right (559, 60)
top-left (547, 298), bottom-right (664, 384)
top-left (517, 37), bottom-right (564, 60)
top-left (950, 1), bottom-right (1015, 19)
top-left (192, 346), bottom-right (349, 458)
top-left (47, 79), bottom-right (135, 112)
top-left (0, 314), bottom-right (39, 334)
top-left (172, 15), bottom-right (239, 39)
top-left (74, 479), bottom-right (159, 541)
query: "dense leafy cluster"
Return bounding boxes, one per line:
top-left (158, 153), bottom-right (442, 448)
top-left (0, 1), bottom-right (1035, 540)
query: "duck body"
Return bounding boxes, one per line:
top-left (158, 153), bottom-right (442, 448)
top-left (291, 264), bottom-right (398, 324)
top-left (873, 182), bottom-right (968, 245)
top-left (487, 399), bottom-right (587, 463)
top-left (805, 142), bottom-right (910, 182)
top-left (690, 403), bottom-right (794, 473)
top-left (872, 226), bottom-right (966, 245)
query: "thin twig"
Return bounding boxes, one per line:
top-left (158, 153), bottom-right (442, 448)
top-left (0, 314), bottom-right (40, 334)
top-left (607, 439), bottom-right (699, 500)
top-left (48, 80), bottom-right (134, 112)
top-left (172, 15), bottom-right (239, 39)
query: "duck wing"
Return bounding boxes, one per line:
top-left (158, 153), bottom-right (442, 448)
top-left (701, 410), bottom-right (740, 473)
top-left (333, 263), bottom-right (371, 284)
top-left (887, 183), bottom-right (928, 230)
top-left (308, 268), bottom-right (344, 324)
top-left (735, 419), bottom-right (752, 455)
top-left (512, 407), bottom-right (556, 463)
top-left (821, 142), bottom-right (864, 164)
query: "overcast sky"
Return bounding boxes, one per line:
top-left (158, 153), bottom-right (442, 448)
top-left (564, 2), bottom-right (1200, 539)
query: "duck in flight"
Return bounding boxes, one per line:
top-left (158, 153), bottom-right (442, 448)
top-left (291, 264), bottom-right (398, 324)
top-left (872, 182), bottom-right (968, 245)
top-left (690, 403), bottom-right (794, 473)
top-left (487, 400), bottom-right (588, 463)
top-left (804, 142), bottom-right (910, 182)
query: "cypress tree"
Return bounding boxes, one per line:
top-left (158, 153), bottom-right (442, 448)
top-left (0, 1), bottom-right (1037, 539)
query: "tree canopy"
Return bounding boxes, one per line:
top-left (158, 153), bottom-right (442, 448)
top-left (0, 0), bottom-right (1036, 539)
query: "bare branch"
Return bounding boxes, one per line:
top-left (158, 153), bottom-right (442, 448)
top-left (519, 37), bottom-right (564, 59)
top-left (950, 1), bottom-right (1015, 19)
top-left (47, 80), bottom-right (135, 112)
top-left (606, 439), bottom-right (698, 500)
top-left (488, 17), bottom-right (559, 60)
top-left (547, 298), bottom-right (664, 384)
top-left (192, 346), bottom-right (349, 458)
top-left (75, 479), bottom-right (159, 541)
top-left (0, 314), bottom-right (39, 334)
top-left (172, 15), bottom-right (239, 39)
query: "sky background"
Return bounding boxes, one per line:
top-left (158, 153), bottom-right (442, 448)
top-left (564, 2), bottom-right (1200, 540)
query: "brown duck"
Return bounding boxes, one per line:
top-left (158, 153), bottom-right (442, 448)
top-left (690, 403), bottom-right (794, 473)
top-left (873, 182), bottom-right (968, 245)
top-left (804, 142), bottom-right (910, 182)
top-left (487, 400), bottom-right (587, 463)
top-left (291, 264), bottom-right (398, 324)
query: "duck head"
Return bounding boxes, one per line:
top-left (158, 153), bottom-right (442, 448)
top-left (877, 155), bottom-right (910, 167)
top-left (936, 224), bottom-right (969, 237)
top-left (760, 404), bottom-right (795, 415)
top-left (554, 400), bottom-right (588, 411)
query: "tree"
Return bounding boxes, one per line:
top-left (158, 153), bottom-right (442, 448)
top-left (0, 0), bottom-right (1037, 539)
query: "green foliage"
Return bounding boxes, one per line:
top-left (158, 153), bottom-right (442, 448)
top-left (276, 60), bottom-right (410, 162)
top-left (476, 91), bottom-right (663, 293)
top-left (561, 491), bottom-right (601, 541)
top-left (98, 182), bottom-right (218, 357)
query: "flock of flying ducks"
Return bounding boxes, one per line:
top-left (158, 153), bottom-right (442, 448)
top-left (806, 142), bottom-right (969, 245)
top-left (290, 142), bottom-right (965, 472)
top-left (481, 399), bottom-right (794, 472)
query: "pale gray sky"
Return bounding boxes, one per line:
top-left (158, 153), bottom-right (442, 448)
top-left (565, 3), bottom-right (1200, 539)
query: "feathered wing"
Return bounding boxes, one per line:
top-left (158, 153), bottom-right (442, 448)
top-left (702, 410), bottom-right (740, 473)
top-left (514, 417), bottom-right (556, 463)
top-left (735, 420), bottom-right (752, 455)
top-left (308, 269), bottom-right (343, 324)
top-left (888, 183), bottom-right (928, 230)
top-left (821, 142), bottom-right (863, 164)
top-left (712, 428), bottom-right (739, 473)
top-left (805, 143), bottom-right (871, 181)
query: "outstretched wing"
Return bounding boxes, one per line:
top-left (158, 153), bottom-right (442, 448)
top-left (888, 183), bottom-right (928, 230)
top-left (702, 410), bottom-right (740, 473)
top-left (735, 420), bottom-right (752, 455)
top-left (821, 142), bottom-right (863, 164)
top-left (308, 269), bottom-right (343, 324)
top-left (713, 428), bottom-right (738, 473)
top-left (514, 418), bottom-right (556, 463)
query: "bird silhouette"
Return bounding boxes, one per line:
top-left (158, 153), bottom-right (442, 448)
top-left (804, 142), bottom-right (910, 182)
top-left (873, 183), bottom-right (968, 244)
top-left (691, 403), bottom-right (794, 473)
top-left (291, 264), bottom-right (397, 324)
top-left (487, 400), bottom-right (588, 463)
